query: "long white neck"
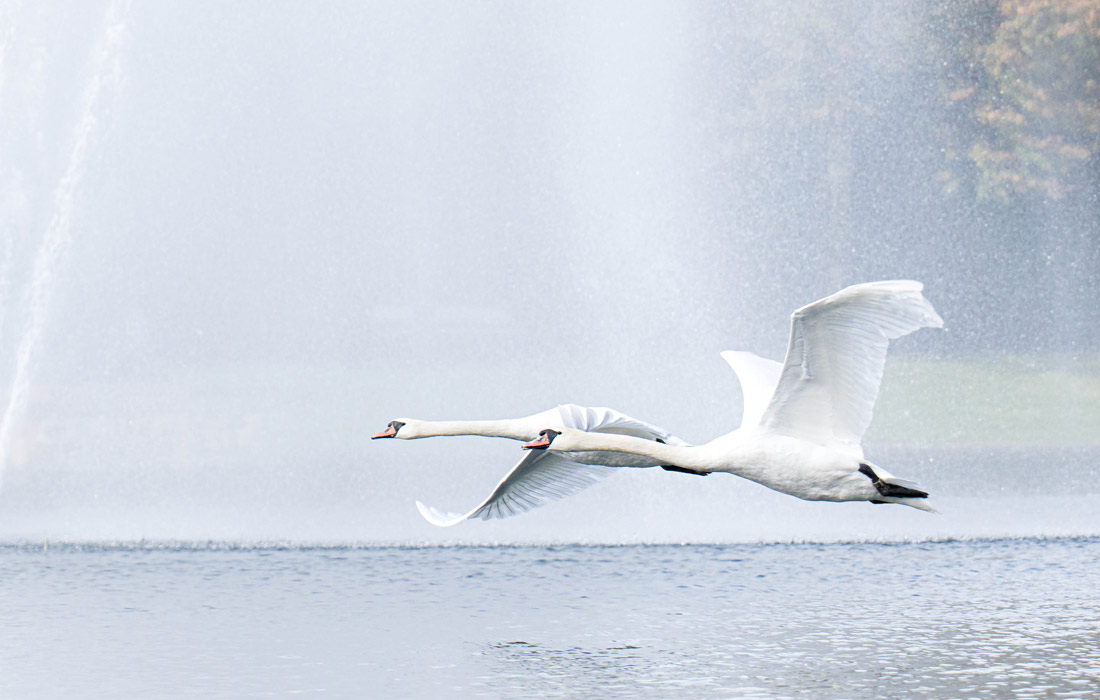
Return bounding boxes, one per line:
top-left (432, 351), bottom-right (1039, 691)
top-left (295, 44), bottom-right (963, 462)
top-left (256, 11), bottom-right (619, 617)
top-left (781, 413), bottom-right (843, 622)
top-left (553, 431), bottom-right (715, 472)
top-left (406, 419), bottom-right (532, 441)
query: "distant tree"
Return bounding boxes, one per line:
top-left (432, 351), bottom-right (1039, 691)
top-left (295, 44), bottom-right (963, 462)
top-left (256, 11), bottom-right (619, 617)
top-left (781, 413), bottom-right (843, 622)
top-left (939, 0), bottom-right (1100, 202)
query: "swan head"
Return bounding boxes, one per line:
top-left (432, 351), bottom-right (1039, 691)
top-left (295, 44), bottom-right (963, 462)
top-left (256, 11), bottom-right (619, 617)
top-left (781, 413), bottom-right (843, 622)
top-left (371, 420), bottom-right (408, 439)
top-left (522, 428), bottom-right (565, 450)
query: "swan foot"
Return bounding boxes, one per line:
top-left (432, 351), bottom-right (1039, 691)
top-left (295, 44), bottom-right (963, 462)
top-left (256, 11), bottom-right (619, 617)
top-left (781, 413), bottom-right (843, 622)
top-left (859, 463), bottom-right (928, 499)
top-left (661, 465), bottom-right (709, 477)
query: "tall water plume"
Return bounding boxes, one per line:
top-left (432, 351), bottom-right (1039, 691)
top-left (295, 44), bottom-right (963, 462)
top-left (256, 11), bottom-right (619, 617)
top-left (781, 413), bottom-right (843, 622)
top-left (0, 0), bottom-right (131, 486)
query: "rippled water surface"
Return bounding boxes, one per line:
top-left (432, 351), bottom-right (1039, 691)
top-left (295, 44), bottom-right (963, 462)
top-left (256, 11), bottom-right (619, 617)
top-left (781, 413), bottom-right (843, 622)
top-left (2, 538), bottom-right (1098, 699)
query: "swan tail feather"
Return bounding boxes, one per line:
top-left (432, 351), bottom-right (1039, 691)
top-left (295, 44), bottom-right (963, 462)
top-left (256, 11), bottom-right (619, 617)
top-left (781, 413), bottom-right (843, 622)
top-left (871, 496), bottom-right (939, 513)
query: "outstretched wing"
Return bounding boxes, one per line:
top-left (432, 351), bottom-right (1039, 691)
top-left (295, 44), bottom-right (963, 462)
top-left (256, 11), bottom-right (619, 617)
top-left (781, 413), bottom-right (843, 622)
top-left (416, 449), bottom-right (614, 526)
top-left (416, 404), bottom-right (688, 526)
top-left (760, 280), bottom-right (943, 449)
top-left (555, 404), bottom-right (689, 446)
top-left (719, 351), bottom-right (783, 429)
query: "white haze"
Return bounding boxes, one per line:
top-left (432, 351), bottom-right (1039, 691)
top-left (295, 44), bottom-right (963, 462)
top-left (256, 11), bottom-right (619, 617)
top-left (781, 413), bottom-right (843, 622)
top-left (0, 1), bottom-right (1096, 543)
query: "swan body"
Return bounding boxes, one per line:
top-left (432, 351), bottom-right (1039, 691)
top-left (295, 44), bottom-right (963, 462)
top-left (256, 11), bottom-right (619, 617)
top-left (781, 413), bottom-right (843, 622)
top-left (372, 404), bottom-right (691, 525)
top-left (526, 280), bottom-right (943, 512)
top-left (533, 428), bottom-right (909, 505)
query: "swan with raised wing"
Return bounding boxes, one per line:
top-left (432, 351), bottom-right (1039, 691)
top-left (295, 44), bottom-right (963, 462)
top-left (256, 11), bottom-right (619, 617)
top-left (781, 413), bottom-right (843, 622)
top-left (523, 280), bottom-right (943, 511)
top-left (373, 349), bottom-right (784, 525)
top-left (372, 404), bottom-right (698, 526)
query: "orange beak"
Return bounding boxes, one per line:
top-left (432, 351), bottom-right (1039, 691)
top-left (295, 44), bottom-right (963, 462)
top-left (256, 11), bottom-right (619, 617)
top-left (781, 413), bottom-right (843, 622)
top-left (522, 434), bottom-right (552, 450)
top-left (372, 425), bottom-right (399, 439)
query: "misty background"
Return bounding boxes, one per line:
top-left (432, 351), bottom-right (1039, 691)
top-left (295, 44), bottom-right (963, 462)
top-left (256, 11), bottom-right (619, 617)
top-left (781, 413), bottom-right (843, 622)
top-left (0, 0), bottom-right (1097, 543)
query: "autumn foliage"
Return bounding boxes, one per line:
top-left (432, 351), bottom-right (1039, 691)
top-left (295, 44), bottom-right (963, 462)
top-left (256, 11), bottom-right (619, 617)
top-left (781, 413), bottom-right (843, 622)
top-left (961, 0), bottom-right (1100, 201)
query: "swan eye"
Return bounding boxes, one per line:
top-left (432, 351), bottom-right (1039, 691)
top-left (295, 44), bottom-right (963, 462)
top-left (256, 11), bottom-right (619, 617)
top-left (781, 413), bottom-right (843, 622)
top-left (390, 421), bottom-right (406, 433)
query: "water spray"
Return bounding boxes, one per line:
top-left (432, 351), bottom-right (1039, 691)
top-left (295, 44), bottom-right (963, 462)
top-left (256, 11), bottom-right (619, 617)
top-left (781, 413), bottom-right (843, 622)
top-left (0, 0), bottom-right (132, 489)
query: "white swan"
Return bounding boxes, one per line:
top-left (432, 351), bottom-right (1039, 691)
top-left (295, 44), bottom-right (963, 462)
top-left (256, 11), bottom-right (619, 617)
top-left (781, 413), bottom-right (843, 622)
top-left (372, 404), bottom-right (696, 526)
top-left (375, 353), bottom-right (786, 525)
top-left (523, 280), bottom-right (943, 511)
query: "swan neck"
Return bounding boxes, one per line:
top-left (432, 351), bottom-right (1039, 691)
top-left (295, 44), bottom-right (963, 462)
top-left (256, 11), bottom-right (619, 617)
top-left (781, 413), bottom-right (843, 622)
top-left (412, 419), bottom-right (528, 440)
top-left (566, 433), bottom-right (707, 471)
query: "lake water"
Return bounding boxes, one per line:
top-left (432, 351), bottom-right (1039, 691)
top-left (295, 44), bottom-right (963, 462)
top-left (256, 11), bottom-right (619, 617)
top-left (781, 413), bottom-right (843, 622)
top-left (2, 537), bottom-right (1098, 699)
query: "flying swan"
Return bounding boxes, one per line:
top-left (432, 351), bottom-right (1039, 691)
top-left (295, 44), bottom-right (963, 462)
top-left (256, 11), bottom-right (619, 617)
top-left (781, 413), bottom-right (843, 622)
top-left (371, 404), bottom-right (698, 526)
top-left (374, 354), bottom-right (787, 525)
top-left (523, 280), bottom-right (943, 511)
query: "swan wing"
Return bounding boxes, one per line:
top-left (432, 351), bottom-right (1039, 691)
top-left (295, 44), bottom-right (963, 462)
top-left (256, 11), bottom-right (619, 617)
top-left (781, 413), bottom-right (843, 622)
top-left (719, 351), bottom-right (783, 429)
top-left (556, 404), bottom-right (689, 446)
top-left (415, 449), bottom-right (614, 526)
top-left (760, 280), bottom-right (943, 448)
top-left (415, 404), bottom-right (682, 526)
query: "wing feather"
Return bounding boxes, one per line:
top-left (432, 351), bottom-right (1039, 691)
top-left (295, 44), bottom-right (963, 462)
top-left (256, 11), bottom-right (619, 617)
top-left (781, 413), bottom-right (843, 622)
top-left (760, 280), bottom-right (942, 448)
top-left (415, 449), bottom-right (614, 527)
top-left (719, 351), bottom-right (784, 429)
top-left (555, 404), bottom-right (689, 446)
top-left (416, 404), bottom-right (687, 526)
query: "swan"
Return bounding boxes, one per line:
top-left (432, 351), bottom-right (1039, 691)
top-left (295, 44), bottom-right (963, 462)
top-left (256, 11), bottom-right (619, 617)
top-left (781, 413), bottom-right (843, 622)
top-left (523, 280), bottom-right (943, 511)
top-left (374, 353), bottom-right (786, 526)
top-left (371, 404), bottom-right (697, 526)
